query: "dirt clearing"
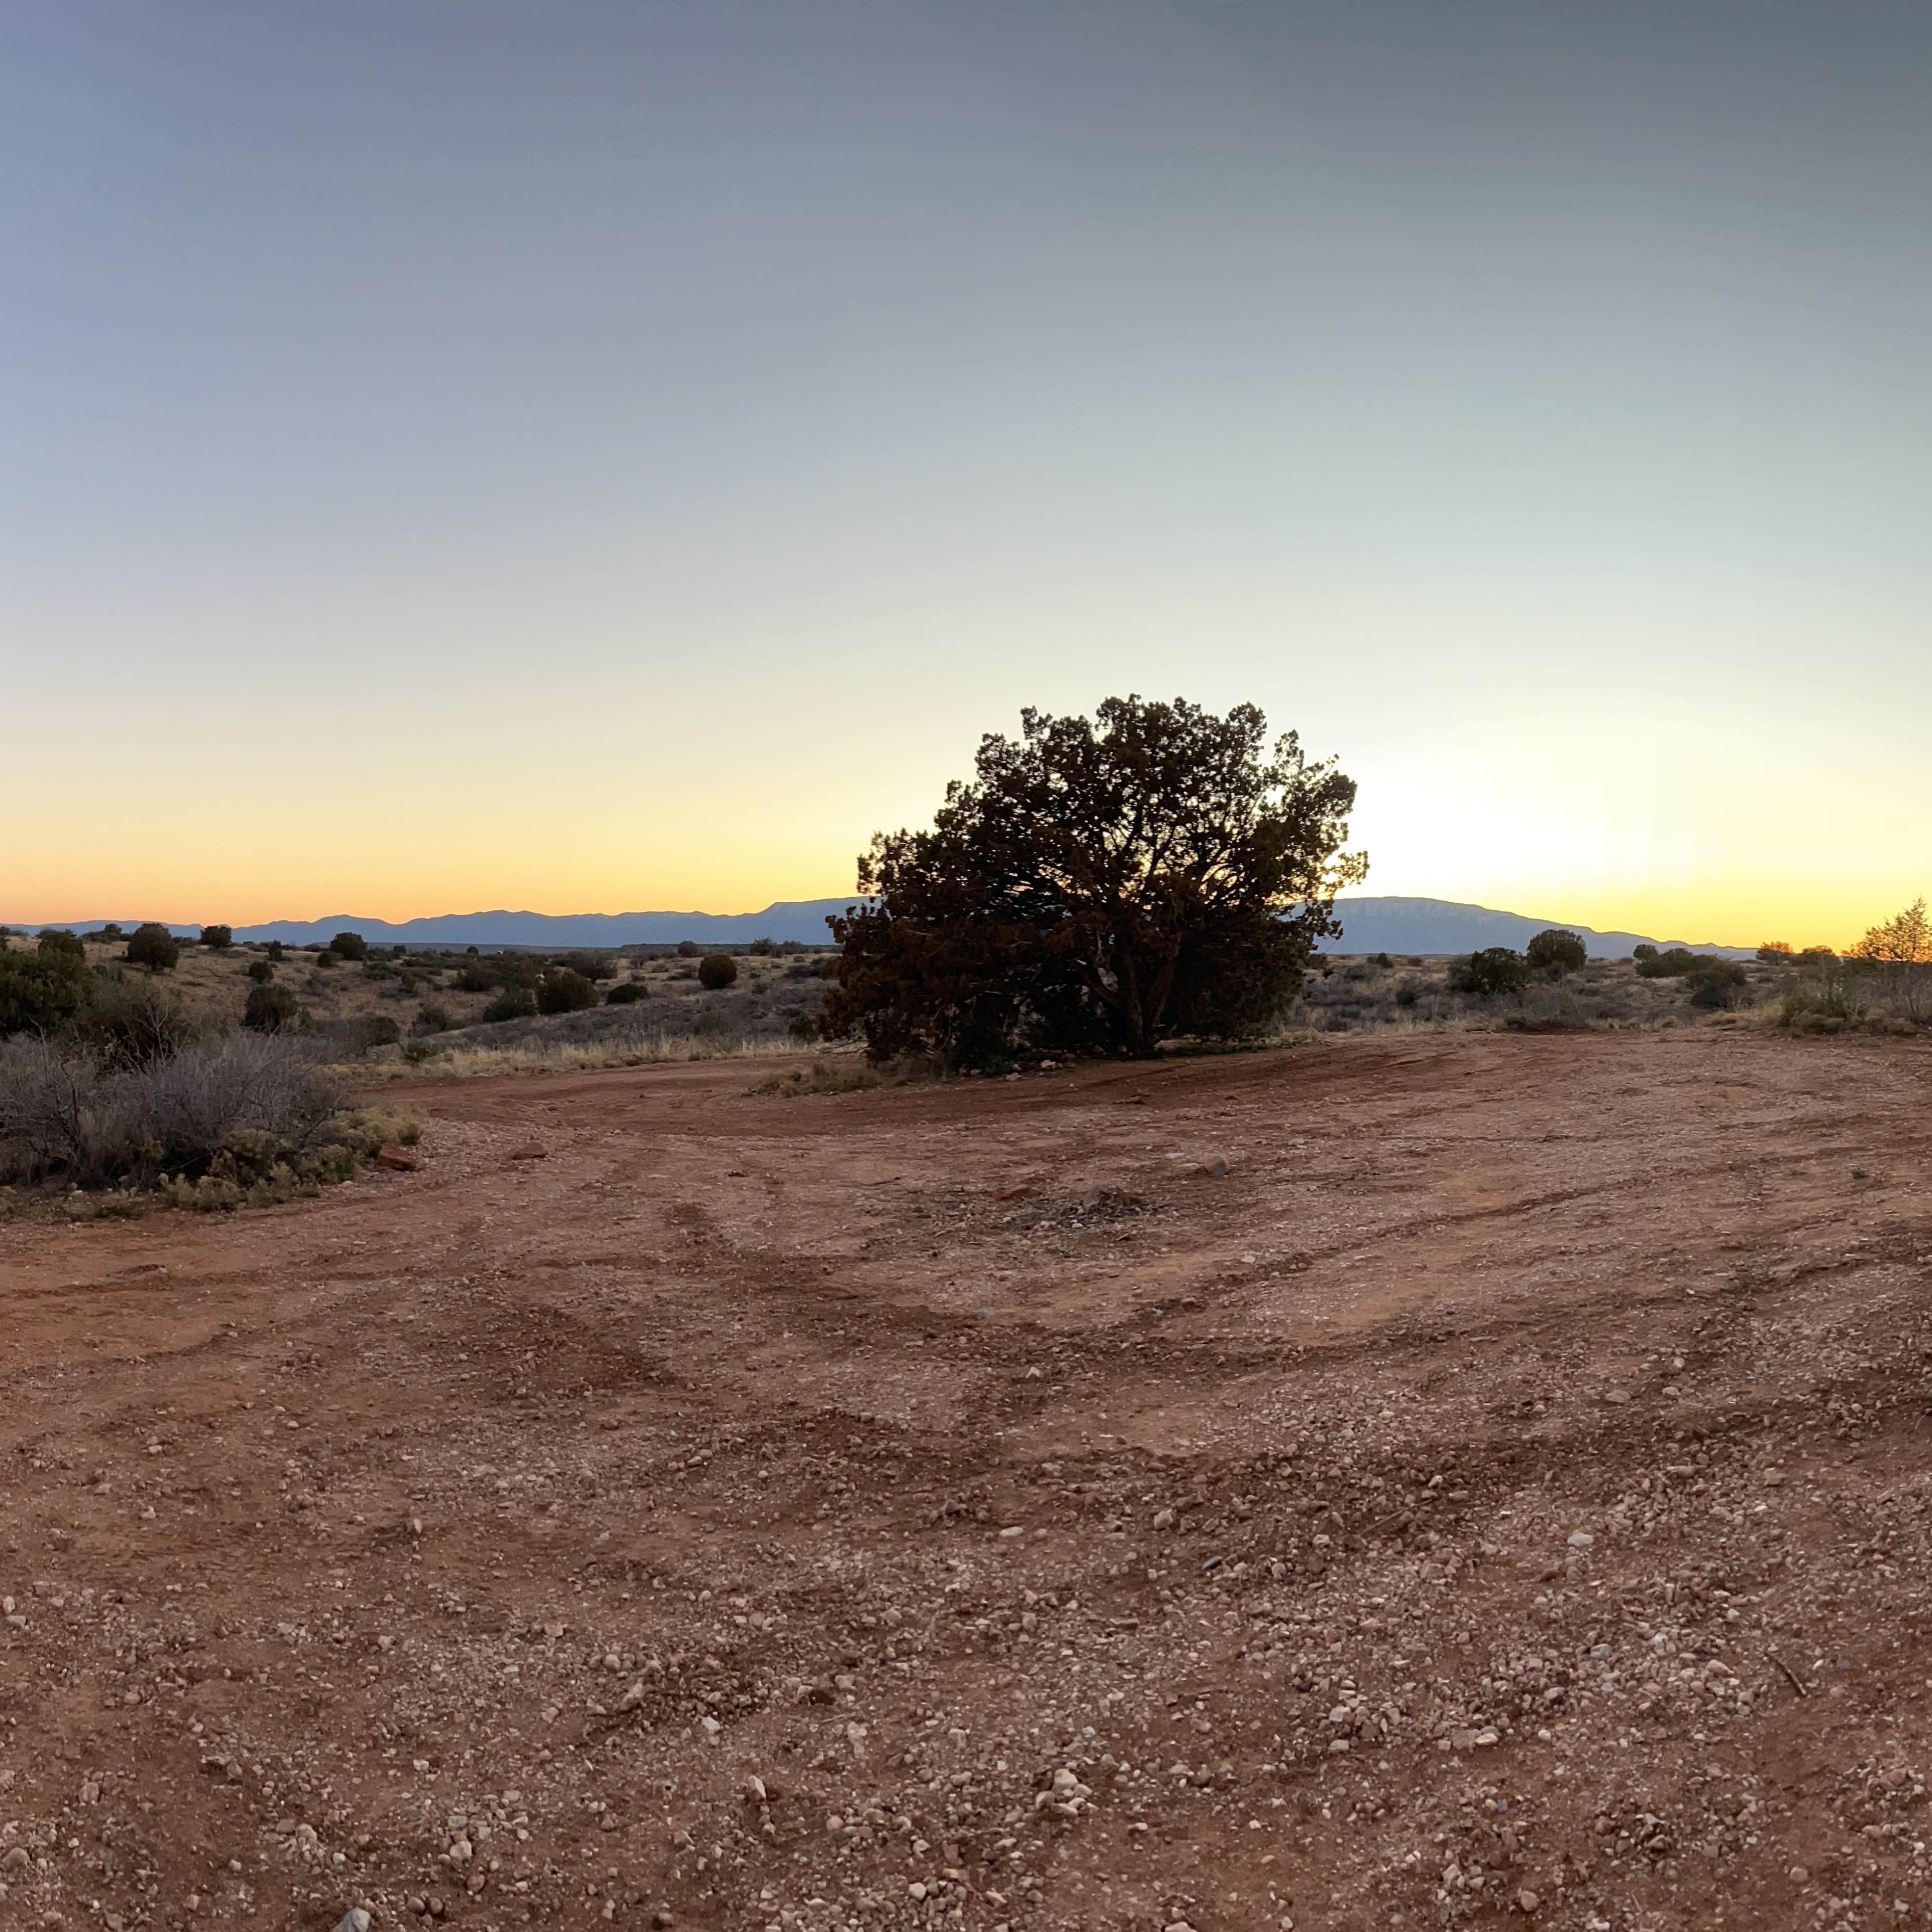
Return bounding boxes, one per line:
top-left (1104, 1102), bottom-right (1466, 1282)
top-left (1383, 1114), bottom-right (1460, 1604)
top-left (3, 1032), bottom-right (1931, 1932)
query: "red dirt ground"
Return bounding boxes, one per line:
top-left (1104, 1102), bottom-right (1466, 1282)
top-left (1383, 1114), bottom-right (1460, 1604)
top-left (3, 1031), bottom-right (1932, 1932)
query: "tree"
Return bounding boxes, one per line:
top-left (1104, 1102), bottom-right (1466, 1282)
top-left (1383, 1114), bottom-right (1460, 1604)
top-left (1756, 941), bottom-right (1793, 963)
top-left (1851, 897), bottom-right (1932, 964)
top-left (125, 923), bottom-right (181, 973)
top-left (698, 954), bottom-right (739, 991)
top-left (823, 696), bottom-right (1366, 1063)
top-left (200, 924), bottom-right (234, 949)
top-left (1452, 947), bottom-right (1530, 997)
top-left (1850, 897), bottom-right (1932, 1024)
top-left (328, 930), bottom-right (369, 961)
top-left (1525, 928), bottom-right (1587, 978)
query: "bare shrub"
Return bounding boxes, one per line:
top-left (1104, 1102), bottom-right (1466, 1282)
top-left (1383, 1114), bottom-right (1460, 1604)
top-left (0, 1033), bottom-right (343, 1187)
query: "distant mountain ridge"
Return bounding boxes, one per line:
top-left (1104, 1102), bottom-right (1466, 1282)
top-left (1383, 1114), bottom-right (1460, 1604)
top-left (14, 895), bottom-right (1754, 957)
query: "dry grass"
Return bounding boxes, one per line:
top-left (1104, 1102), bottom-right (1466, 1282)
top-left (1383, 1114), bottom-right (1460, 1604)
top-left (346, 1029), bottom-right (822, 1082)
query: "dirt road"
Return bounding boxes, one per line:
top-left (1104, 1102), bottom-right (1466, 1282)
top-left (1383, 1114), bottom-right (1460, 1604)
top-left (3, 1032), bottom-right (1931, 1932)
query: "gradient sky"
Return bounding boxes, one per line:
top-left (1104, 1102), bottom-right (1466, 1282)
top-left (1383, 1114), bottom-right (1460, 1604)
top-left (5, 1), bottom-right (1928, 945)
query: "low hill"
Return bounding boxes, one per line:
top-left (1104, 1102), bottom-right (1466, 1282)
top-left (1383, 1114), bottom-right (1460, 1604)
top-left (11, 895), bottom-right (1754, 957)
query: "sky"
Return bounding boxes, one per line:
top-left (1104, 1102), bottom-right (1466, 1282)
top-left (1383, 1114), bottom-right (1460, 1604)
top-left (4, 1), bottom-right (1927, 947)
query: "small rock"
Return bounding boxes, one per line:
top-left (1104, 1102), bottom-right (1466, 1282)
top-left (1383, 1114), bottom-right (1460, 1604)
top-left (509, 1141), bottom-right (549, 1161)
top-left (1566, 1530), bottom-right (1595, 1549)
top-left (375, 1144), bottom-right (418, 1172)
top-left (1517, 1889), bottom-right (1539, 1913)
top-left (1789, 1865), bottom-right (1809, 1882)
top-left (333, 1914), bottom-right (373, 1932)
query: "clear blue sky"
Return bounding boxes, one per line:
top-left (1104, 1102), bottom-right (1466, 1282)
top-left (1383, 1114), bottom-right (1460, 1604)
top-left (5, 2), bottom-right (1928, 943)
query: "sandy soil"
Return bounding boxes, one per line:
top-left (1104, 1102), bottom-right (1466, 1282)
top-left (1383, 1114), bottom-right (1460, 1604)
top-left (3, 1031), bottom-right (1930, 1932)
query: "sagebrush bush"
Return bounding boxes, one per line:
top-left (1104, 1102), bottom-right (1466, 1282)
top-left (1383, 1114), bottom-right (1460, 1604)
top-left (698, 954), bottom-right (739, 990)
top-left (0, 1032), bottom-right (344, 1188)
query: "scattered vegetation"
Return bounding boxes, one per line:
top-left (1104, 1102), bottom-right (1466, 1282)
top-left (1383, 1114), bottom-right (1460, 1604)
top-left (697, 954), bottom-right (739, 991)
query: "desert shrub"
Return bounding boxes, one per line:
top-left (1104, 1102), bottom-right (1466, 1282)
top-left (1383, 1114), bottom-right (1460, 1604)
top-left (788, 1012), bottom-right (822, 1042)
top-left (824, 695), bottom-right (1363, 1064)
top-left (1525, 928), bottom-right (1587, 978)
top-left (86, 924), bottom-right (125, 943)
top-left (1371, 951), bottom-right (1393, 969)
top-left (1757, 941), bottom-right (1793, 963)
top-left (677, 941), bottom-right (700, 958)
top-left (266, 940), bottom-right (284, 960)
top-left (454, 962), bottom-right (495, 991)
top-left (327, 1014), bottom-right (402, 1055)
top-left (39, 930), bottom-right (86, 969)
top-left (246, 958), bottom-right (276, 984)
top-left (413, 1004), bottom-right (453, 1034)
top-left (582, 954), bottom-right (618, 982)
top-left (604, 981), bottom-right (650, 1005)
top-left (750, 936), bottom-right (778, 956)
top-left (312, 948), bottom-right (338, 970)
top-left (125, 923), bottom-right (181, 973)
top-left (481, 987), bottom-right (537, 1023)
top-left (698, 954), bottom-right (739, 991)
top-left (1394, 982), bottom-right (1420, 1008)
top-left (75, 971), bottom-right (199, 1067)
top-left (1635, 948), bottom-right (1701, 978)
top-left (1686, 960), bottom-right (1748, 1010)
top-left (536, 968), bottom-right (597, 1015)
top-left (0, 942), bottom-right (91, 1038)
top-left (200, 924), bottom-right (233, 949)
top-left (0, 1032), bottom-right (342, 1188)
top-left (243, 982), bottom-right (302, 1032)
top-left (1632, 944), bottom-right (1657, 963)
top-left (1451, 948), bottom-right (1530, 997)
top-left (329, 931), bottom-right (369, 961)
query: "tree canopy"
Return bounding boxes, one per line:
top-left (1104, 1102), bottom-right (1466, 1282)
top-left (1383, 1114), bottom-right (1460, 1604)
top-left (823, 696), bottom-right (1365, 1063)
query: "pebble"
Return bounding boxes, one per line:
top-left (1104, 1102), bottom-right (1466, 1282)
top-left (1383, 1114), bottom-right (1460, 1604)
top-left (333, 1913), bottom-right (372, 1932)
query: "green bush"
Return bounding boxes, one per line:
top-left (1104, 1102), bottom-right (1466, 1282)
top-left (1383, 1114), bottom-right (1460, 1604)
top-left (454, 962), bottom-right (495, 992)
top-left (1635, 948), bottom-right (1710, 979)
top-left (1525, 928), bottom-right (1587, 978)
top-left (1632, 944), bottom-right (1657, 963)
top-left (698, 954), bottom-right (739, 990)
top-left (535, 968), bottom-right (597, 1015)
top-left (481, 987), bottom-right (536, 1023)
top-left (312, 948), bottom-right (337, 970)
top-left (0, 944), bottom-right (91, 1038)
top-left (125, 923), bottom-right (181, 973)
top-left (605, 981), bottom-right (650, 1005)
top-left (676, 941), bottom-right (699, 958)
top-left (328, 931), bottom-right (369, 961)
top-left (413, 1005), bottom-right (453, 1034)
top-left (38, 930), bottom-right (86, 969)
top-left (246, 958), bottom-right (276, 984)
top-left (243, 982), bottom-right (302, 1033)
top-left (750, 936), bottom-right (778, 956)
top-left (1451, 947), bottom-right (1529, 997)
top-left (200, 924), bottom-right (233, 949)
top-left (788, 1012), bottom-right (822, 1042)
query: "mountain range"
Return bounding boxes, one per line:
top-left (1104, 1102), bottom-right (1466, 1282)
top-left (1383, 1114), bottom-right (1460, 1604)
top-left (16, 896), bottom-right (1754, 958)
